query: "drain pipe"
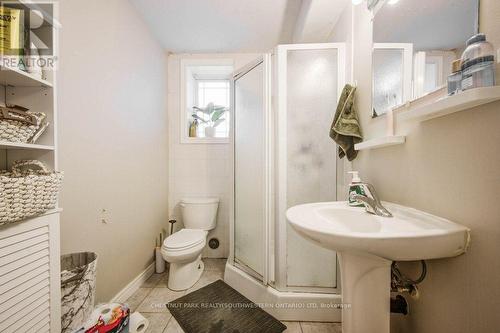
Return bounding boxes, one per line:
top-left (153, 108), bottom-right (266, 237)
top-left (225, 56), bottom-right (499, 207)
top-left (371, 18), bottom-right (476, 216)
top-left (390, 260), bottom-right (428, 315)
top-left (391, 295), bottom-right (409, 315)
top-left (391, 260), bottom-right (427, 296)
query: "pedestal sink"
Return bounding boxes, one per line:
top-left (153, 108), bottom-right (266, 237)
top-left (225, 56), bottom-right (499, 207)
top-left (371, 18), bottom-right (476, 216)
top-left (287, 201), bottom-right (470, 333)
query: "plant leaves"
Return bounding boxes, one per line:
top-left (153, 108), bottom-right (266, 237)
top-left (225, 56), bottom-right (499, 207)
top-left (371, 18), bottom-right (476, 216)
top-left (192, 114), bottom-right (207, 122)
top-left (194, 103), bottom-right (227, 119)
top-left (205, 102), bottom-right (214, 114)
top-left (193, 106), bottom-right (210, 115)
top-left (211, 109), bottom-right (226, 122)
top-left (193, 103), bottom-right (213, 115)
top-left (213, 118), bottom-right (225, 127)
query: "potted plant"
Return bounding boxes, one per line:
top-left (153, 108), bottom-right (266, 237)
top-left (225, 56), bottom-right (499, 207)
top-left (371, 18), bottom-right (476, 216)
top-left (192, 103), bottom-right (228, 138)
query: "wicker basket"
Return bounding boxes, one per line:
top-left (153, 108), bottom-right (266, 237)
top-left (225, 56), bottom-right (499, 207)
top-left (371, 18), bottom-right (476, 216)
top-left (0, 106), bottom-right (47, 143)
top-left (0, 160), bottom-right (63, 226)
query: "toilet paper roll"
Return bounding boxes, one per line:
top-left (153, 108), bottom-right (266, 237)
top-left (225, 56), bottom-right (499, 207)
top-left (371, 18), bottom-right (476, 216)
top-left (129, 312), bottom-right (149, 333)
top-left (93, 303), bottom-right (117, 325)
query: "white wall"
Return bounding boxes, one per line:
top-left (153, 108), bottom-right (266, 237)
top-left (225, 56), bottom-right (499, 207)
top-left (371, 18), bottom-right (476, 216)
top-left (292, 0), bottom-right (350, 43)
top-left (168, 53), bottom-right (260, 258)
top-left (58, 0), bottom-right (169, 302)
top-left (350, 1), bottom-right (500, 332)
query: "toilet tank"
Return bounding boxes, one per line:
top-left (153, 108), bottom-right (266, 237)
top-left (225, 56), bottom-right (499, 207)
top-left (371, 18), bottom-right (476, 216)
top-left (180, 197), bottom-right (219, 230)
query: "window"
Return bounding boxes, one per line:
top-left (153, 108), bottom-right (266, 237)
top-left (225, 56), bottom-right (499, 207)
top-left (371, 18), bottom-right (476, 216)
top-left (194, 80), bottom-right (230, 138)
top-left (181, 59), bottom-right (233, 143)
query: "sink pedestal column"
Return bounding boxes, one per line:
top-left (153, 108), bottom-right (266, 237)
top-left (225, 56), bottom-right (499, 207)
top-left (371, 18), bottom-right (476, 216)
top-left (338, 252), bottom-right (391, 333)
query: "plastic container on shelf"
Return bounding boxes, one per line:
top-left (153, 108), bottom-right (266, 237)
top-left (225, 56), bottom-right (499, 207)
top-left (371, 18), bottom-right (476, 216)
top-left (460, 33), bottom-right (496, 91)
top-left (447, 59), bottom-right (462, 96)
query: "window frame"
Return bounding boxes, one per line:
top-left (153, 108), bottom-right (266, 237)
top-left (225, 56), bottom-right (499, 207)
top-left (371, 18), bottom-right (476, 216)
top-left (180, 58), bottom-right (234, 144)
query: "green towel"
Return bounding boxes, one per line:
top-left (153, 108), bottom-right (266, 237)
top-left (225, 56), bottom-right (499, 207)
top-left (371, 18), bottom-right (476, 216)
top-left (329, 84), bottom-right (363, 161)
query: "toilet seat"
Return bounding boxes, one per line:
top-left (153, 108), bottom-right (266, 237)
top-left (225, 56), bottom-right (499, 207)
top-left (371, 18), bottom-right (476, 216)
top-left (163, 229), bottom-right (207, 251)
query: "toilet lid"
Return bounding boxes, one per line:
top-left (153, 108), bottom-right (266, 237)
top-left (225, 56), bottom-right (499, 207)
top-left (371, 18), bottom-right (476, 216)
top-left (164, 229), bottom-right (206, 250)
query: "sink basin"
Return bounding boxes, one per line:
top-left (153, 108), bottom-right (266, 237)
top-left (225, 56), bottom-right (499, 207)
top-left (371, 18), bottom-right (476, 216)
top-left (287, 201), bottom-right (470, 333)
top-left (287, 201), bottom-right (470, 261)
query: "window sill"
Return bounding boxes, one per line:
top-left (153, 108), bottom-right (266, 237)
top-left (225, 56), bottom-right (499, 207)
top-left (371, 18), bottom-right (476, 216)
top-left (181, 137), bottom-right (230, 144)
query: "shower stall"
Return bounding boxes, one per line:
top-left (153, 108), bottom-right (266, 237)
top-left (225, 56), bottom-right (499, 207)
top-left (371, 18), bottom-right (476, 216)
top-left (225, 43), bottom-right (346, 322)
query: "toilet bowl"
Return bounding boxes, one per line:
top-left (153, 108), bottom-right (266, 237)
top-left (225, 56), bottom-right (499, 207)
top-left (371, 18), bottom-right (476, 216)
top-left (161, 197), bottom-right (219, 291)
top-left (161, 229), bottom-right (208, 290)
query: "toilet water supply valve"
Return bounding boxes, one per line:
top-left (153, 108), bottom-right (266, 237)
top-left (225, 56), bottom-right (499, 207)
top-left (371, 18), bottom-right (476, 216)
top-left (390, 260), bottom-right (427, 315)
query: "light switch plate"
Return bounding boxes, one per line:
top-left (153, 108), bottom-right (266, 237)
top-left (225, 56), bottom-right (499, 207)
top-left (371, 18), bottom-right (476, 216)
top-left (497, 48), bottom-right (500, 63)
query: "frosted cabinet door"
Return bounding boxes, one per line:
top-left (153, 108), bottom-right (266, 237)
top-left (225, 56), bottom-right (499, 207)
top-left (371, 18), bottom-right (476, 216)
top-left (372, 44), bottom-right (413, 117)
top-left (234, 61), bottom-right (265, 277)
top-left (373, 48), bottom-right (404, 116)
top-left (285, 49), bottom-right (338, 288)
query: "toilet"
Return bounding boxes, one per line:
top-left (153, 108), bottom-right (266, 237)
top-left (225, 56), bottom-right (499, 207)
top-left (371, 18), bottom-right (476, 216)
top-left (161, 197), bottom-right (219, 291)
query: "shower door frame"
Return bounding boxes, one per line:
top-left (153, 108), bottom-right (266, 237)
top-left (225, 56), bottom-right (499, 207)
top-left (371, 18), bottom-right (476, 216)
top-left (229, 43), bottom-right (346, 294)
top-left (229, 54), bottom-right (273, 286)
top-left (275, 43), bottom-right (346, 293)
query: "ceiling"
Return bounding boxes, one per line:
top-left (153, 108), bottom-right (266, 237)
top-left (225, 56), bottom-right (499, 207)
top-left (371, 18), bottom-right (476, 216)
top-left (373, 0), bottom-right (479, 51)
top-left (129, 0), bottom-right (303, 53)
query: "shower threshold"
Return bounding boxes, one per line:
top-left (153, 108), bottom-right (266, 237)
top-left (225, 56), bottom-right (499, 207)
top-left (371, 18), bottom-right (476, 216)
top-left (224, 263), bottom-right (342, 323)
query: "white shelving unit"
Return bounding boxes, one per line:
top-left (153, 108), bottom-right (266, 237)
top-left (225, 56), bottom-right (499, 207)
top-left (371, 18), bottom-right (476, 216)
top-left (357, 87), bottom-right (500, 151)
top-left (0, 64), bottom-right (53, 87)
top-left (397, 86), bottom-right (500, 122)
top-left (0, 141), bottom-right (55, 150)
top-left (0, 1), bottom-right (61, 332)
top-left (355, 135), bottom-right (406, 151)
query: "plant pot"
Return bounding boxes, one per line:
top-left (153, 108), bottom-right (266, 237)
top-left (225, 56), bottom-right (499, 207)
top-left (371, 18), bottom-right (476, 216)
top-left (205, 126), bottom-right (216, 138)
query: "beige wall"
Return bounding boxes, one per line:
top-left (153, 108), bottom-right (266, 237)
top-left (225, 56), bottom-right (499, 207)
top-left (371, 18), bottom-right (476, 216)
top-left (167, 53), bottom-right (260, 259)
top-left (58, 0), bottom-right (169, 302)
top-left (331, 4), bottom-right (354, 199)
top-left (351, 0), bottom-right (500, 332)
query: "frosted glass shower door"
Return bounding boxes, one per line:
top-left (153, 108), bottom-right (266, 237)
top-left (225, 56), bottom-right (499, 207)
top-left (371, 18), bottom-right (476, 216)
top-left (233, 58), bottom-right (269, 280)
top-left (277, 44), bottom-right (345, 291)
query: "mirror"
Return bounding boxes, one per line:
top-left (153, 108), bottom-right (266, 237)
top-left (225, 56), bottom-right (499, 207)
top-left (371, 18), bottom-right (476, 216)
top-left (372, 0), bottom-right (479, 117)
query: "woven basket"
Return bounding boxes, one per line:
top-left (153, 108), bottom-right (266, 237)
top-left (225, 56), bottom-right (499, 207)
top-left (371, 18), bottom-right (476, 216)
top-left (0, 160), bottom-right (64, 226)
top-left (0, 107), bottom-right (47, 143)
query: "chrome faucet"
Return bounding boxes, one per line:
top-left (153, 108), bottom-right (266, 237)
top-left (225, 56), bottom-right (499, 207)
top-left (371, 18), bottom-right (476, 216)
top-left (351, 183), bottom-right (393, 218)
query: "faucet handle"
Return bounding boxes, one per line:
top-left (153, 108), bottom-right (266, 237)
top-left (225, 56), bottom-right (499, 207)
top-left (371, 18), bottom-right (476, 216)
top-left (354, 182), bottom-right (375, 200)
top-left (352, 183), bottom-right (393, 218)
top-left (363, 183), bottom-right (377, 200)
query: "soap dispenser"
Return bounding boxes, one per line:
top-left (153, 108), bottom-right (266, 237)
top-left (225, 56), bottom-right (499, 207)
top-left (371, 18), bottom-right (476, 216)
top-left (348, 171), bottom-right (366, 207)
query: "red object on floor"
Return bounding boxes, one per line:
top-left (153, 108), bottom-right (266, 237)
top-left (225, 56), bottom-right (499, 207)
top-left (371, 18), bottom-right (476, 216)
top-left (84, 305), bottom-right (130, 333)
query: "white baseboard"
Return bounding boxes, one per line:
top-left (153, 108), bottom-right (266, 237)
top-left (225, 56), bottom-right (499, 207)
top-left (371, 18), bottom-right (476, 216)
top-left (111, 263), bottom-right (155, 303)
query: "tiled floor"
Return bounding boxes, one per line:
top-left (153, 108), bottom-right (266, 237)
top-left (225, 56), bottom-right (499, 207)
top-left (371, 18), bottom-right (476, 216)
top-left (126, 259), bottom-right (341, 333)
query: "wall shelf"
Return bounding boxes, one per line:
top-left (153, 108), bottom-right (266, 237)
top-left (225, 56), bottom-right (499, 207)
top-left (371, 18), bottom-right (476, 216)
top-left (355, 135), bottom-right (406, 151)
top-left (0, 64), bottom-right (53, 88)
top-left (397, 86), bottom-right (500, 122)
top-left (0, 141), bottom-right (55, 150)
